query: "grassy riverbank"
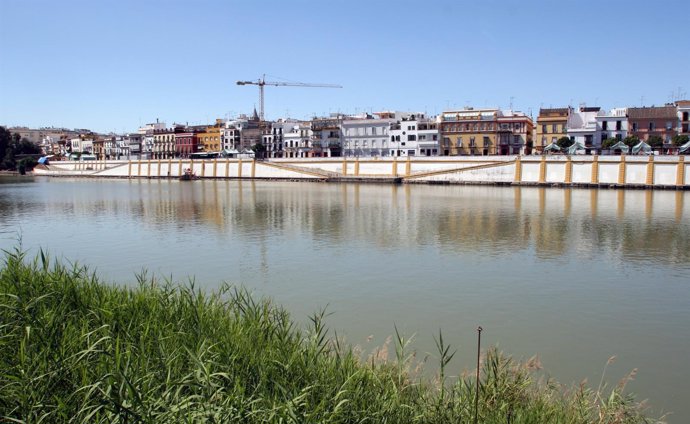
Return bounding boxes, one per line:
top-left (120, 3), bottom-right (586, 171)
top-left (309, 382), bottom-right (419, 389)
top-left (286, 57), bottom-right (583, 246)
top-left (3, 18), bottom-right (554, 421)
top-left (0, 248), bottom-right (659, 423)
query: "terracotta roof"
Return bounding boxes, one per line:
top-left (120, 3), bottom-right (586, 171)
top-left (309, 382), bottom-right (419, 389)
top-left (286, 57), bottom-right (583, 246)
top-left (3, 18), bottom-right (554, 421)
top-left (628, 106), bottom-right (677, 119)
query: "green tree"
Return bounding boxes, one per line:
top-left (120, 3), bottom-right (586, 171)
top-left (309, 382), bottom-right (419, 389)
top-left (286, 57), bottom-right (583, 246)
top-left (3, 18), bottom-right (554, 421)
top-left (601, 138), bottom-right (618, 150)
top-left (251, 143), bottom-right (266, 160)
top-left (672, 134), bottom-right (689, 147)
top-left (556, 136), bottom-right (573, 149)
top-left (0, 128), bottom-right (42, 170)
top-left (623, 136), bottom-right (640, 147)
top-left (0, 126), bottom-right (11, 163)
top-left (647, 135), bottom-right (664, 148)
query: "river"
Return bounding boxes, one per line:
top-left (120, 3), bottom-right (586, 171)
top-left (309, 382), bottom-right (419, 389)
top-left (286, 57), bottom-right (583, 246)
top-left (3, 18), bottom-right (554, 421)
top-left (1, 176), bottom-right (689, 421)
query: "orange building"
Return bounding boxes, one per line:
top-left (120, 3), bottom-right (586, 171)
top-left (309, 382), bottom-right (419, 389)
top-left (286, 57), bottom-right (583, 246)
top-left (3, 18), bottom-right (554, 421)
top-left (439, 108), bottom-right (533, 155)
top-left (535, 107), bottom-right (571, 153)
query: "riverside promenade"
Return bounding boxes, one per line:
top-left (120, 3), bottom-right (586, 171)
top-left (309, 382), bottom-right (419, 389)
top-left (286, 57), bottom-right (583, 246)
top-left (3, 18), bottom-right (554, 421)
top-left (33, 155), bottom-right (689, 189)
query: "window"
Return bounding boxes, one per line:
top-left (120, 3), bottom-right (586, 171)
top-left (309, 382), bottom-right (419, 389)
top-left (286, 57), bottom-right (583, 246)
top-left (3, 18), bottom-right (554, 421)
top-left (483, 136), bottom-right (490, 147)
top-left (514, 135), bottom-right (520, 144)
top-left (632, 122), bottom-right (638, 131)
top-left (616, 120), bottom-right (622, 131)
top-left (542, 124), bottom-right (547, 133)
top-left (649, 122), bottom-right (655, 131)
top-left (552, 124), bottom-right (557, 133)
top-left (432, 134), bottom-right (437, 141)
top-left (602, 121), bottom-right (608, 131)
top-left (457, 136), bottom-right (462, 146)
top-left (666, 121), bottom-right (673, 130)
top-left (541, 136), bottom-right (546, 146)
top-left (407, 134), bottom-right (416, 141)
top-left (469, 137), bottom-right (475, 147)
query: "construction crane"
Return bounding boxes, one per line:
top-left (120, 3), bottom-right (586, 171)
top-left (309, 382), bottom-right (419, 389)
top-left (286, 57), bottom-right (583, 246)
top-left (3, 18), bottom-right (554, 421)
top-left (236, 75), bottom-right (342, 121)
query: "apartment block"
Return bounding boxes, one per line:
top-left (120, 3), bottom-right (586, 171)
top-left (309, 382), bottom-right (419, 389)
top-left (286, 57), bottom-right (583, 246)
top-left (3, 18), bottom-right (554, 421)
top-left (388, 113), bottom-right (439, 157)
top-left (628, 105), bottom-right (677, 144)
top-left (536, 107), bottom-right (571, 153)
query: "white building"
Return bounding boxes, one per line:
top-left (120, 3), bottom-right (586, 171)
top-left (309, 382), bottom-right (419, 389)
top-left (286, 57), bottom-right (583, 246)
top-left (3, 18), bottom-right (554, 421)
top-left (341, 114), bottom-right (396, 157)
top-left (283, 123), bottom-right (312, 158)
top-left (221, 114), bottom-right (261, 152)
top-left (388, 113), bottom-right (439, 157)
top-left (677, 100), bottom-right (690, 137)
top-left (261, 119), bottom-right (305, 158)
top-left (310, 116), bottom-right (342, 157)
top-left (70, 137), bottom-right (93, 154)
top-left (596, 108), bottom-right (628, 147)
top-left (567, 106), bottom-right (604, 151)
top-left (138, 121), bottom-right (165, 160)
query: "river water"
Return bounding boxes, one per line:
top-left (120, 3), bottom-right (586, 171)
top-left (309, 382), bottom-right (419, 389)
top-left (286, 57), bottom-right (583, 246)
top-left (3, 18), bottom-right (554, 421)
top-left (1, 176), bottom-right (689, 421)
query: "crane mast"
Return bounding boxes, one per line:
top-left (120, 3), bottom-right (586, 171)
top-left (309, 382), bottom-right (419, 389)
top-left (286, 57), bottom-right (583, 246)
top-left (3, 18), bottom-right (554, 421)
top-left (236, 75), bottom-right (342, 122)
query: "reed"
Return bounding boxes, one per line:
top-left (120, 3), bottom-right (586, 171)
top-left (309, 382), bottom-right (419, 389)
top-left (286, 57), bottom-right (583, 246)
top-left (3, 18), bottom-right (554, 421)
top-left (0, 247), bottom-right (661, 423)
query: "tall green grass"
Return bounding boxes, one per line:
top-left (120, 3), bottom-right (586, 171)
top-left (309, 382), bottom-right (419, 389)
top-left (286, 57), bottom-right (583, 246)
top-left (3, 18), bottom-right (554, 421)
top-left (0, 248), bottom-right (661, 423)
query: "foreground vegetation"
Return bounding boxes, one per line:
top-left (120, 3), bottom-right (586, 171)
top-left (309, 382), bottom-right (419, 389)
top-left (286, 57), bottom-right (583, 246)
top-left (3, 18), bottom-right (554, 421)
top-left (0, 248), bottom-right (660, 423)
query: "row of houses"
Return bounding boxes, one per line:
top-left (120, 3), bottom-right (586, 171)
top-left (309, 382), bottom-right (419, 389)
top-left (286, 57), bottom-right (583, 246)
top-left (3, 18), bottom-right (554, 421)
top-left (18, 100), bottom-right (690, 159)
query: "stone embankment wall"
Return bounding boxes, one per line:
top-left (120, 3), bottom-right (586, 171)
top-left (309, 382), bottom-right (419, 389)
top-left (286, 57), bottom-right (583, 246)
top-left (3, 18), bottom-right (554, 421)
top-left (33, 156), bottom-right (689, 189)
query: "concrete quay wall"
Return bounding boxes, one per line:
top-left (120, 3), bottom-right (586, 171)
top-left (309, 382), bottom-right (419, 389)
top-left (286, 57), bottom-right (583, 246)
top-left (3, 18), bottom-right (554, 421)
top-left (33, 156), bottom-right (689, 189)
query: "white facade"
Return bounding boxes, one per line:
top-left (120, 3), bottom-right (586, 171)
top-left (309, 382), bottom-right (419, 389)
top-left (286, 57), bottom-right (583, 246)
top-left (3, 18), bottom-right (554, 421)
top-left (283, 124), bottom-right (312, 158)
top-left (388, 114), bottom-right (439, 157)
top-left (262, 120), bottom-right (305, 158)
top-left (567, 107), bottom-right (604, 150)
top-left (222, 116), bottom-right (260, 152)
top-left (596, 108), bottom-right (628, 146)
top-left (342, 115), bottom-right (395, 157)
top-left (139, 122), bottom-right (165, 160)
top-left (70, 138), bottom-right (93, 154)
top-left (677, 102), bottom-right (690, 136)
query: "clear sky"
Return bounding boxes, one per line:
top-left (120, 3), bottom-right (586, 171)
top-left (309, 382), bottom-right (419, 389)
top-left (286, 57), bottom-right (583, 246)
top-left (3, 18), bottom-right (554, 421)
top-left (1, 0), bottom-right (688, 133)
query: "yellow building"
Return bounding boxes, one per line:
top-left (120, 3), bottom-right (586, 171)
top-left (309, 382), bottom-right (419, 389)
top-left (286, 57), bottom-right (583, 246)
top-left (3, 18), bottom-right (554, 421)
top-left (440, 108), bottom-right (500, 156)
top-left (196, 119), bottom-right (223, 152)
top-left (535, 107), bottom-right (571, 153)
top-left (92, 137), bottom-right (105, 160)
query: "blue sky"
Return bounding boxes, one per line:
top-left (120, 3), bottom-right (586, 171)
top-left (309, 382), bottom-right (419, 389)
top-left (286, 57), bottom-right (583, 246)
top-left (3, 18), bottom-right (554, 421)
top-left (1, 0), bottom-right (688, 133)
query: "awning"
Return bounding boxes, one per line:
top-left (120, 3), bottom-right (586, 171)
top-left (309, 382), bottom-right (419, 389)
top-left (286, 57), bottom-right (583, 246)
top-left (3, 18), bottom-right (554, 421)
top-left (632, 141), bottom-right (652, 155)
top-left (680, 141), bottom-right (690, 154)
top-left (610, 141), bottom-right (630, 154)
top-left (566, 141), bottom-right (586, 155)
top-left (544, 142), bottom-right (561, 152)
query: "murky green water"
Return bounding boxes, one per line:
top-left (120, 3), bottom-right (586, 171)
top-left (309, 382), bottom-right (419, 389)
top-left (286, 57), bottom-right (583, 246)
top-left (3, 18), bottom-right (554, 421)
top-left (2, 176), bottom-right (689, 421)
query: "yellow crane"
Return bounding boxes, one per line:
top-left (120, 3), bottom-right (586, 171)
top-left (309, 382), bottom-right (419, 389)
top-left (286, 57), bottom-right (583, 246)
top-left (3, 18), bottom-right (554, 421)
top-left (236, 75), bottom-right (342, 121)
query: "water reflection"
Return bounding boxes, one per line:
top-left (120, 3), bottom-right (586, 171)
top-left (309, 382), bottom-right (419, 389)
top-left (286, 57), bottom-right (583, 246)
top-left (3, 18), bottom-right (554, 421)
top-left (1, 179), bottom-right (687, 267)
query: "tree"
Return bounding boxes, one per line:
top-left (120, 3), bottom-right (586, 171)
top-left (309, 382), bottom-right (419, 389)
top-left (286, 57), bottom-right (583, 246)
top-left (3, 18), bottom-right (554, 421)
top-left (601, 138), bottom-right (618, 150)
top-left (0, 126), bottom-right (10, 163)
top-left (672, 134), bottom-right (689, 147)
top-left (556, 136), bottom-right (573, 149)
top-left (251, 143), bottom-right (266, 160)
top-left (623, 136), bottom-right (640, 147)
top-left (525, 140), bottom-right (533, 155)
top-left (647, 135), bottom-right (664, 148)
top-left (0, 127), bottom-right (42, 170)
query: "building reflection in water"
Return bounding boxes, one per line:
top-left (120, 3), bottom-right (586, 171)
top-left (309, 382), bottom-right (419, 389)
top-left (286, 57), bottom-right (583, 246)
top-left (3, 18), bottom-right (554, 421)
top-left (5, 180), bottom-right (688, 269)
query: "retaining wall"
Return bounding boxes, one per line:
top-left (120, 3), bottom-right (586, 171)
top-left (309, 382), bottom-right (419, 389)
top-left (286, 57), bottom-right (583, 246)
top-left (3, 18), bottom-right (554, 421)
top-left (33, 155), bottom-right (689, 189)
